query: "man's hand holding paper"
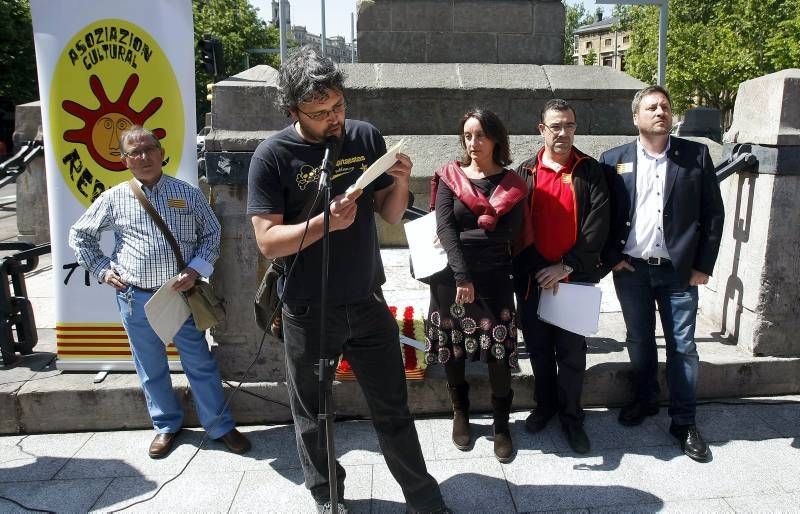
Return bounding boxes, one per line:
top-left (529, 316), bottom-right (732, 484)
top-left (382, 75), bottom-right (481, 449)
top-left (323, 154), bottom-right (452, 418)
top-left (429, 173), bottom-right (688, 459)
top-left (144, 275), bottom-right (192, 345)
top-left (347, 138), bottom-right (407, 195)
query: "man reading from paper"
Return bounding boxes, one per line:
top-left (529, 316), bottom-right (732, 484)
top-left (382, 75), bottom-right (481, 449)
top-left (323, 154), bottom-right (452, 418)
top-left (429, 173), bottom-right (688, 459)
top-left (513, 99), bottom-right (610, 455)
top-left (247, 47), bottom-right (447, 514)
top-left (69, 126), bottom-right (250, 460)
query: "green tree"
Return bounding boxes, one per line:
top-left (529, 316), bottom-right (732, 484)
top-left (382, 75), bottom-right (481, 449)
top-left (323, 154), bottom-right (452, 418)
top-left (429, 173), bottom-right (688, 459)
top-left (621, 0), bottom-right (800, 124)
top-left (563, 1), bottom-right (595, 64)
top-left (0, 0), bottom-right (38, 106)
top-left (193, 0), bottom-right (280, 128)
top-left (584, 48), bottom-right (597, 66)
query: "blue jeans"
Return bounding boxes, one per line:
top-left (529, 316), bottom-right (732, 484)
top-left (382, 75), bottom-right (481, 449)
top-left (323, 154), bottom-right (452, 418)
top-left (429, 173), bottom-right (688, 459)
top-left (281, 292), bottom-right (443, 511)
top-left (116, 285), bottom-right (234, 438)
top-left (613, 259), bottom-right (699, 425)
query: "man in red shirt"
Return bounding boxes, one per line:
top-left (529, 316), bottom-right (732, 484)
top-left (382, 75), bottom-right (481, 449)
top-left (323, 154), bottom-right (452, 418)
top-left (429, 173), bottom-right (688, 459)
top-left (513, 99), bottom-right (610, 454)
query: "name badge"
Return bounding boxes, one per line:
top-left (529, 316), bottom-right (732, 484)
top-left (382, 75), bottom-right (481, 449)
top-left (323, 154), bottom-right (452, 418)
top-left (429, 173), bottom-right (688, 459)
top-left (167, 198), bottom-right (187, 209)
top-left (561, 173), bottom-right (572, 184)
top-left (616, 162), bottom-right (633, 174)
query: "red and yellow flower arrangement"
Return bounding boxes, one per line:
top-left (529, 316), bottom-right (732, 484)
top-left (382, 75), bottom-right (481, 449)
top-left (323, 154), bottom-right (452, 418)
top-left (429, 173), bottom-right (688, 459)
top-left (335, 305), bottom-right (428, 381)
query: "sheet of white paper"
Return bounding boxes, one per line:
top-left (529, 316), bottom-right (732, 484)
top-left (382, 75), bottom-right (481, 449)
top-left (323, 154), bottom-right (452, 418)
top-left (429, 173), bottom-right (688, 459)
top-left (404, 211), bottom-right (448, 280)
top-left (400, 334), bottom-right (426, 351)
top-left (347, 138), bottom-right (406, 193)
top-left (144, 276), bottom-right (191, 345)
top-left (537, 282), bottom-right (602, 337)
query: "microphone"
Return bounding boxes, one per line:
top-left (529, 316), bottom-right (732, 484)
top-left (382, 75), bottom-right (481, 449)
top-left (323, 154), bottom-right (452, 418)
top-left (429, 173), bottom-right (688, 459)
top-left (318, 136), bottom-right (340, 191)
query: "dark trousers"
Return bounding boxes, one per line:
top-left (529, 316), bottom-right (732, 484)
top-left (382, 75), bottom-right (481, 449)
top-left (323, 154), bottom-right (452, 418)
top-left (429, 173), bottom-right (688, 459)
top-left (281, 293), bottom-right (443, 511)
top-left (613, 259), bottom-right (699, 425)
top-left (518, 288), bottom-right (587, 427)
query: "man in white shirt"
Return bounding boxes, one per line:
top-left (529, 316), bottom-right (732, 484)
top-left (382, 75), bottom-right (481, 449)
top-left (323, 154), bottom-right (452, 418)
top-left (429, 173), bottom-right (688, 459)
top-left (600, 86), bottom-right (724, 462)
top-left (70, 125), bottom-right (250, 459)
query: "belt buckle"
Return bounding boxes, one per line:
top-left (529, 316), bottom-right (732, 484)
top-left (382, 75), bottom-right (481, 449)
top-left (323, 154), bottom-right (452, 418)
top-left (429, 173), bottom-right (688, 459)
top-left (646, 257), bottom-right (662, 265)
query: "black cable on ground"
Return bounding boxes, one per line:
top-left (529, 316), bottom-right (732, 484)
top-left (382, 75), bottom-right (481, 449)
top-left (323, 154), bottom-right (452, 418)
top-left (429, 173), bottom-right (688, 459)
top-left (109, 188), bottom-right (322, 513)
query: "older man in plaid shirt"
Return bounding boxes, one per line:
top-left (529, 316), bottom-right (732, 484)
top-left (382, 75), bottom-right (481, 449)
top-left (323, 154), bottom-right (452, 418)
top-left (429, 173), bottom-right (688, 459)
top-left (69, 125), bottom-right (250, 459)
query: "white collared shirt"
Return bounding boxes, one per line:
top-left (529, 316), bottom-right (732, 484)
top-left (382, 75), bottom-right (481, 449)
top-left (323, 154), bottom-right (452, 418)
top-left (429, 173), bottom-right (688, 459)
top-left (623, 138), bottom-right (671, 260)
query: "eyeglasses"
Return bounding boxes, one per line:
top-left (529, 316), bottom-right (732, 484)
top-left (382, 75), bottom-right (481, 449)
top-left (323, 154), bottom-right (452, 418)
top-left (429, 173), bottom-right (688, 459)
top-left (541, 123), bottom-right (577, 134)
top-left (122, 145), bottom-right (159, 158)
top-left (296, 100), bottom-right (346, 121)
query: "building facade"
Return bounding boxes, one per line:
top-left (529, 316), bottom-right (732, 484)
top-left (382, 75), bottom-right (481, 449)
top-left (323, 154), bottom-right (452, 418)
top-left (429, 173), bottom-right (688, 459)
top-left (573, 14), bottom-right (630, 71)
top-left (270, 0), bottom-right (356, 63)
top-left (291, 26), bottom-right (356, 63)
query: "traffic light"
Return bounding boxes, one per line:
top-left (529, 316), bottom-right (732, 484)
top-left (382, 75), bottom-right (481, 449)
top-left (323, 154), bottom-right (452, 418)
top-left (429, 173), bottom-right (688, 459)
top-left (199, 34), bottom-right (225, 77)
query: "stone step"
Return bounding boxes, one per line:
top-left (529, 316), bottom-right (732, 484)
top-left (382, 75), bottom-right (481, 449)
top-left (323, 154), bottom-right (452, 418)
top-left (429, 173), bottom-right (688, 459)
top-left (5, 251), bottom-right (799, 434)
top-left (5, 323), bottom-right (800, 434)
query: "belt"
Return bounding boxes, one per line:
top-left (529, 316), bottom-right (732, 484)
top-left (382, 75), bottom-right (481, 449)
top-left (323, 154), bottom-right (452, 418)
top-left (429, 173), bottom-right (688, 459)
top-left (132, 285), bottom-right (159, 293)
top-left (631, 256), bottom-right (671, 266)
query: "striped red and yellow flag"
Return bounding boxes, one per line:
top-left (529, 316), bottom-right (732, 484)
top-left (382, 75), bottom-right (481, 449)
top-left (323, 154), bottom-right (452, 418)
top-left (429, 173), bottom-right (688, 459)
top-left (56, 322), bottom-right (180, 360)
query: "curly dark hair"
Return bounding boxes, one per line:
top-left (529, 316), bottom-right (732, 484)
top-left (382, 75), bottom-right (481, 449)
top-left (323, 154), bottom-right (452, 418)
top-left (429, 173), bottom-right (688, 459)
top-left (458, 109), bottom-right (511, 167)
top-left (276, 46), bottom-right (345, 116)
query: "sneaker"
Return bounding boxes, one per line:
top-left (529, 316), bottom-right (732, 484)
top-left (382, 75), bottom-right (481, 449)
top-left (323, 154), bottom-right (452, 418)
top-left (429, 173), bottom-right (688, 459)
top-left (317, 501), bottom-right (348, 514)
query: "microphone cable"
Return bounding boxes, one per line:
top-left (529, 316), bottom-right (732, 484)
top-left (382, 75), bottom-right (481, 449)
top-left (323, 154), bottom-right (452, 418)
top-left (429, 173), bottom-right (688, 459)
top-left (105, 186), bottom-right (323, 513)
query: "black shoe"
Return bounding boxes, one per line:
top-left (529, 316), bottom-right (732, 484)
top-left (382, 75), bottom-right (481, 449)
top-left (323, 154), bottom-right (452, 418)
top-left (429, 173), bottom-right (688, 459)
top-left (525, 408), bottom-right (556, 433)
top-left (669, 423), bottom-right (712, 463)
top-left (618, 400), bottom-right (659, 426)
top-left (562, 424), bottom-right (591, 454)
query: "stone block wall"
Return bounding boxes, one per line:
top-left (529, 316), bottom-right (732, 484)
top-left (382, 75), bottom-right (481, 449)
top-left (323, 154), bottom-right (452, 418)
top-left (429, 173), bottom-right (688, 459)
top-left (357, 0), bottom-right (564, 64)
top-left (701, 69), bottom-right (800, 358)
top-left (13, 102), bottom-right (50, 245)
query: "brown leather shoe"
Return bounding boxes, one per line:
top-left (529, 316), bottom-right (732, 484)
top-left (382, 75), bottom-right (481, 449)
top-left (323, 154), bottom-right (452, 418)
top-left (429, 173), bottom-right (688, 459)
top-left (217, 428), bottom-right (251, 454)
top-left (148, 431), bottom-right (180, 459)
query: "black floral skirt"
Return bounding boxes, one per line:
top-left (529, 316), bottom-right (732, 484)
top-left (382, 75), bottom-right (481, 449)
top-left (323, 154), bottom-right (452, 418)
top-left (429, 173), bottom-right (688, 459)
top-left (425, 277), bottom-right (519, 369)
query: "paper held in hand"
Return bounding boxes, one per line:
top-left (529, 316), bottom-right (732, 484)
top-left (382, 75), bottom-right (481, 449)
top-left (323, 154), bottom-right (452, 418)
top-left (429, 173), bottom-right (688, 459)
top-left (144, 275), bottom-right (192, 345)
top-left (404, 211), bottom-right (448, 280)
top-left (347, 138), bottom-right (407, 194)
top-left (537, 282), bottom-right (602, 337)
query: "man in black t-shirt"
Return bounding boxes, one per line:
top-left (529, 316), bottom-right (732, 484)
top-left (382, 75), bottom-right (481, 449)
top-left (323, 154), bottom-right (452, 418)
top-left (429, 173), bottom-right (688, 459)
top-left (247, 47), bottom-right (447, 514)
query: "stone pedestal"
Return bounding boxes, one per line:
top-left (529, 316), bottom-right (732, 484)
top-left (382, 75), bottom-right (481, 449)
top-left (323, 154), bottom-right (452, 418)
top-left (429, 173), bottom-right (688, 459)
top-left (357, 0), bottom-right (564, 64)
top-left (702, 69), bottom-right (800, 357)
top-left (206, 64), bottom-right (645, 380)
top-left (13, 101), bottom-right (50, 244)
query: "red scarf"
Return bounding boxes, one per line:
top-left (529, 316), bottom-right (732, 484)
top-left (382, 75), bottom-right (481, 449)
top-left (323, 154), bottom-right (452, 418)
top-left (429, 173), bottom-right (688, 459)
top-left (435, 161), bottom-right (527, 231)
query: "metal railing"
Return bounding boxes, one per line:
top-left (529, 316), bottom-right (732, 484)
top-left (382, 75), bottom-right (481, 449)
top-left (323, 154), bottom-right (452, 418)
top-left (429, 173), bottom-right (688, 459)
top-left (0, 140), bottom-right (44, 189)
top-left (0, 242), bottom-right (51, 364)
top-left (715, 144), bottom-right (757, 182)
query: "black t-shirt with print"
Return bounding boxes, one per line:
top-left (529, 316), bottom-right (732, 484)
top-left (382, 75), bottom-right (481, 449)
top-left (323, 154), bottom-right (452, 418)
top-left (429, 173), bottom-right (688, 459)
top-left (247, 119), bottom-right (394, 305)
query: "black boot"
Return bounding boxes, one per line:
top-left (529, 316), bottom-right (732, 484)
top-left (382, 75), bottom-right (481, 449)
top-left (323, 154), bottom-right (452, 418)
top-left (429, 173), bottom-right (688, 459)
top-left (448, 383), bottom-right (472, 450)
top-left (491, 389), bottom-right (514, 463)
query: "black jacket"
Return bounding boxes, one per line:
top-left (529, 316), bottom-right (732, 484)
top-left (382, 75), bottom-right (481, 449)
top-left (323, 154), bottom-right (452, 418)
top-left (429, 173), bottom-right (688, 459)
top-left (599, 136), bottom-right (724, 286)
top-left (512, 147), bottom-right (611, 294)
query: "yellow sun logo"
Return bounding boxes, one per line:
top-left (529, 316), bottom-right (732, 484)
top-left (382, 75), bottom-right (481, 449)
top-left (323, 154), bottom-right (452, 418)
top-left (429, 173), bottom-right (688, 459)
top-left (62, 74), bottom-right (166, 172)
top-left (50, 18), bottom-right (183, 207)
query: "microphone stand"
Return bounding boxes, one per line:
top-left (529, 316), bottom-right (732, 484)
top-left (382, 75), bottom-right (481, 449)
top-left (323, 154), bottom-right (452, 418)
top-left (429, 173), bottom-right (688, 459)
top-left (316, 151), bottom-right (339, 514)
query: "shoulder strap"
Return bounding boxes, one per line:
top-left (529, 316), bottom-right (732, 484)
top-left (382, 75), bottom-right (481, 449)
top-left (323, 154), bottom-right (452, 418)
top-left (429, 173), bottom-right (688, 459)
top-left (128, 178), bottom-right (188, 270)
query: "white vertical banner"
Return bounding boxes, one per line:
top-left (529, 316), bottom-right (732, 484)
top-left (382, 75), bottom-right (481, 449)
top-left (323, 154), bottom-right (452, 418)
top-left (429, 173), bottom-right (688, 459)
top-left (30, 0), bottom-right (196, 369)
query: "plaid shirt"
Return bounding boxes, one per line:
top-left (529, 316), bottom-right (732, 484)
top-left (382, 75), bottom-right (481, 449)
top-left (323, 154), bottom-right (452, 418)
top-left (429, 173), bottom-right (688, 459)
top-left (69, 174), bottom-right (221, 289)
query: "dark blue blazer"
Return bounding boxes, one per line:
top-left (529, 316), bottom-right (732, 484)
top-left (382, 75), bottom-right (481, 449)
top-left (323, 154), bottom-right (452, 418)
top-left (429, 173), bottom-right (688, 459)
top-left (599, 136), bottom-right (724, 285)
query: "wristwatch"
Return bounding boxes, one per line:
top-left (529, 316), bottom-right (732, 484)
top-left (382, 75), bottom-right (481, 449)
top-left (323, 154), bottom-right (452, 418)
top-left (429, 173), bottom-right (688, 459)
top-left (561, 262), bottom-right (574, 275)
